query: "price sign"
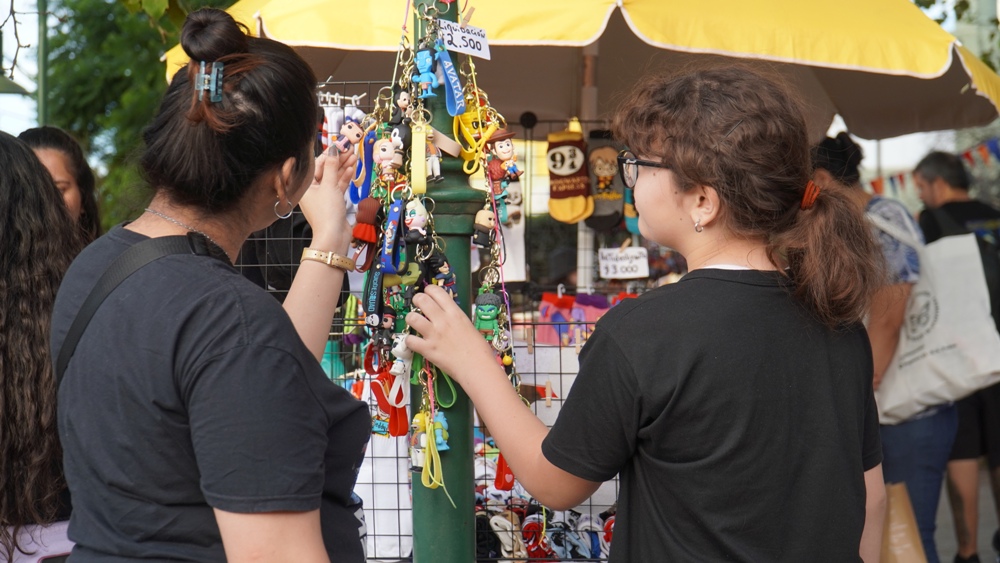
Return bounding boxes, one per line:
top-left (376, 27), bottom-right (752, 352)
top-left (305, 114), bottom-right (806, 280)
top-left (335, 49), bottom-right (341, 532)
top-left (598, 247), bottom-right (650, 280)
top-left (438, 19), bottom-right (491, 60)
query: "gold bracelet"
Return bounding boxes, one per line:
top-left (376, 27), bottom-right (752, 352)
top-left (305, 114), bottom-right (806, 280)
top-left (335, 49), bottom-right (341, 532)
top-left (300, 248), bottom-right (356, 272)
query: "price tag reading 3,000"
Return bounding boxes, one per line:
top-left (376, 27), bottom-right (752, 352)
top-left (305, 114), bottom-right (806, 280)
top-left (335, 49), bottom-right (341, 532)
top-left (438, 19), bottom-right (491, 60)
top-left (598, 247), bottom-right (650, 280)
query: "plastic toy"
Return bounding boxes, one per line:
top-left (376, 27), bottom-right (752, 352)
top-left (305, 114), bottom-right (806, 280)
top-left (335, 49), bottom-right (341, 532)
top-left (412, 49), bottom-right (439, 98)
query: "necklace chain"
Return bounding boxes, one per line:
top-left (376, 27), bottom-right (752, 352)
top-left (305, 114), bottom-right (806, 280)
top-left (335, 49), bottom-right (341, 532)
top-left (144, 207), bottom-right (222, 250)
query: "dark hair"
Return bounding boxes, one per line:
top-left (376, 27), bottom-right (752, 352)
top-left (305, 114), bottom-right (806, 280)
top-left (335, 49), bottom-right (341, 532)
top-left (812, 132), bottom-right (864, 186)
top-left (18, 126), bottom-right (101, 243)
top-left (914, 151), bottom-right (971, 191)
top-left (141, 8), bottom-right (317, 214)
top-left (0, 131), bottom-right (83, 560)
top-left (613, 66), bottom-right (885, 327)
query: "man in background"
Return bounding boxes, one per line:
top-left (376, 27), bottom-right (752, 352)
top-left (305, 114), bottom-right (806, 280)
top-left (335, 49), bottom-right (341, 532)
top-left (915, 151), bottom-right (1000, 563)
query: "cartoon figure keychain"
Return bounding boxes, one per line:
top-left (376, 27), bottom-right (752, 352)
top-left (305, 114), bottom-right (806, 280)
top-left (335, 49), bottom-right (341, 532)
top-left (412, 49), bottom-right (439, 98)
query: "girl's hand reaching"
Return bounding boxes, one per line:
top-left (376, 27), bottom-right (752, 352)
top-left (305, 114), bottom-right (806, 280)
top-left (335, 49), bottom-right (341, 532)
top-left (405, 285), bottom-right (500, 387)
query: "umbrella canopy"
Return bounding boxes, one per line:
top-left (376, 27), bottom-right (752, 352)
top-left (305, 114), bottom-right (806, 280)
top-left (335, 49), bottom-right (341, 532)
top-left (164, 0), bottom-right (1000, 140)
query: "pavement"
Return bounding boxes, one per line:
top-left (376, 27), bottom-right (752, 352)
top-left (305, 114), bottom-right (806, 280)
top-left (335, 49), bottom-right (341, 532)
top-left (935, 464), bottom-right (1000, 562)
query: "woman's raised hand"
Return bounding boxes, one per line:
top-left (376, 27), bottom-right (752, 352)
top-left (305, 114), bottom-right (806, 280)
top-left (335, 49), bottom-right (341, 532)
top-left (298, 150), bottom-right (357, 255)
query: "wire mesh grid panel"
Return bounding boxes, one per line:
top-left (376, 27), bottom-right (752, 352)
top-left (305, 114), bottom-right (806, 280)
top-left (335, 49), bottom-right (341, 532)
top-left (234, 272), bottom-right (622, 561)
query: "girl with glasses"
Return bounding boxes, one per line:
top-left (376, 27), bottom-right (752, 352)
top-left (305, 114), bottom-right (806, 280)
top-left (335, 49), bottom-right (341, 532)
top-left (407, 66), bottom-right (887, 562)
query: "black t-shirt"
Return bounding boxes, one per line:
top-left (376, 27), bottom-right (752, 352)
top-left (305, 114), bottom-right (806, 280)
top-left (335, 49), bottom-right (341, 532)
top-left (51, 226), bottom-right (371, 562)
top-left (542, 269), bottom-right (881, 563)
top-left (918, 200), bottom-right (1000, 244)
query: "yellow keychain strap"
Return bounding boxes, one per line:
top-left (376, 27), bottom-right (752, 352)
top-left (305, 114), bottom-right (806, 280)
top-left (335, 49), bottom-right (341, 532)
top-left (411, 121), bottom-right (427, 195)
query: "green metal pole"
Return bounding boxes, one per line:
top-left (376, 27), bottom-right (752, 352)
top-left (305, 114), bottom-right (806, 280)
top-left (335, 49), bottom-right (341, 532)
top-left (410, 2), bottom-right (480, 562)
top-left (37, 0), bottom-right (48, 125)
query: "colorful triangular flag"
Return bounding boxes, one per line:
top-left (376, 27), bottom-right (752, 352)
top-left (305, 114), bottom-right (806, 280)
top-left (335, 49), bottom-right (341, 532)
top-left (978, 143), bottom-right (992, 165)
top-left (987, 138), bottom-right (1000, 163)
top-left (871, 177), bottom-right (884, 195)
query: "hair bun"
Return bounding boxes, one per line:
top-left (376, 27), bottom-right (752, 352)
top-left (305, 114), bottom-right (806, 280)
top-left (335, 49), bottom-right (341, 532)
top-left (834, 132), bottom-right (863, 168)
top-left (181, 8), bottom-right (249, 63)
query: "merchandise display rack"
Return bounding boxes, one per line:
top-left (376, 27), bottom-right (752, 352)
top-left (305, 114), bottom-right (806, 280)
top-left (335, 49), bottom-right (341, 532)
top-left (231, 81), bottom-right (640, 561)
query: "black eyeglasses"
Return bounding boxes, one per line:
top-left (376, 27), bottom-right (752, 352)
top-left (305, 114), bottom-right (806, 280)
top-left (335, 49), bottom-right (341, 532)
top-left (617, 150), bottom-right (670, 189)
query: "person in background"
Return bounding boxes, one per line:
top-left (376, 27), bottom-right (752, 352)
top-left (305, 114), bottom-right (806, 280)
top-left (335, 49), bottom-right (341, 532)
top-left (914, 151), bottom-right (1000, 563)
top-left (50, 9), bottom-right (368, 562)
top-left (0, 131), bottom-right (84, 562)
top-left (19, 126), bottom-right (102, 244)
top-left (406, 66), bottom-right (887, 562)
top-left (813, 133), bottom-right (956, 563)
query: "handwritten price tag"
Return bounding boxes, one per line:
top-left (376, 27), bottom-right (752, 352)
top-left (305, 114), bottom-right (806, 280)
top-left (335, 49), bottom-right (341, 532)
top-left (598, 247), bottom-right (650, 280)
top-left (438, 19), bottom-right (491, 60)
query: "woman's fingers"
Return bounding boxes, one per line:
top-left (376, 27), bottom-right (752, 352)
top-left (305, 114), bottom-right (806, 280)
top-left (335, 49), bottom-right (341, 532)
top-left (335, 152), bottom-right (358, 190)
top-left (313, 153), bottom-right (327, 185)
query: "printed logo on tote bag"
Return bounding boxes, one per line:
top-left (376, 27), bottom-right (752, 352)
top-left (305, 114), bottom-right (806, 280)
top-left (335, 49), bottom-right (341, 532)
top-left (904, 291), bottom-right (937, 340)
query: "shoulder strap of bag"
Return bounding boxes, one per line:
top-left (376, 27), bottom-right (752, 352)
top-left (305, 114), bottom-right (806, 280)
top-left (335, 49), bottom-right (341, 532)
top-left (55, 235), bottom-right (197, 384)
top-left (866, 211), bottom-right (923, 250)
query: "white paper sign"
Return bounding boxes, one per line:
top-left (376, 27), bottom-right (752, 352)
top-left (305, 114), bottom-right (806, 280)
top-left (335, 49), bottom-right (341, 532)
top-left (438, 19), bottom-right (491, 60)
top-left (598, 247), bottom-right (650, 280)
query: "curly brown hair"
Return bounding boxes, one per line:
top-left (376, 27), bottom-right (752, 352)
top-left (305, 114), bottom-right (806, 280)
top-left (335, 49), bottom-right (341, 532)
top-left (613, 66), bottom-right (886, 327)
top-left (0, 131), bottom-right (84, 560)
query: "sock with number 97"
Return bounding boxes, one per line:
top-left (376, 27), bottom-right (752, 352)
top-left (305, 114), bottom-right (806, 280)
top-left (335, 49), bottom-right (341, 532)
top-left (546, 120), bottom-right (593, 223)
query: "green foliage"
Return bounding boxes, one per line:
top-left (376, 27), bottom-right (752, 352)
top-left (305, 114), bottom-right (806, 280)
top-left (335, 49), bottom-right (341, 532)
top-left (913, 0), bottom-right (998, 70)
top-left (46, 0), bottom-right (230, 231)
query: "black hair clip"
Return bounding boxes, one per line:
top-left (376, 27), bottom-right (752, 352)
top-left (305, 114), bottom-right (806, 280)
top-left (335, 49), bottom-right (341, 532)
top-left (197, 61), bottom-right (225, 103)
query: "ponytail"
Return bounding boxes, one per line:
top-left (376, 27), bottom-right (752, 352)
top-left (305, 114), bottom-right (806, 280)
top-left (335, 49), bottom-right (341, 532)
top-left (770, 181), bottom-right (887, 327)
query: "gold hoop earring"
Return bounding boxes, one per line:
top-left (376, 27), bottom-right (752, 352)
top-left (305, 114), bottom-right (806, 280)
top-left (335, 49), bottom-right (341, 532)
top-left (274, 199), bottom-right (293, 220)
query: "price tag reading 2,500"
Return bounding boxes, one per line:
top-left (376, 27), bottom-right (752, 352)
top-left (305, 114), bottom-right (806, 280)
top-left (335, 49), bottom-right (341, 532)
top-left (438, 19), bottom-right (491, 60)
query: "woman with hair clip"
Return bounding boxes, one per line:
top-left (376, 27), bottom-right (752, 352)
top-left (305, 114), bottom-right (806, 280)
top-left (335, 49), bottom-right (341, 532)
top-left (814, 133), bottom-right (955, 563)
top-left (406, 67), bottom-right (888, 562)
top-left (19, 126), bottom-right (102, 244)
top-left (50, 8), bottom-right (369, 562)
top-left (0, 131), bottom-right (84, 562)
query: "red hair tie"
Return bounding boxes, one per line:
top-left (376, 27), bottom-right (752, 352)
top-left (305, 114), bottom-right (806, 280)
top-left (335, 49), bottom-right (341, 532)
top-left (800, 180), bottom-right (821, 210)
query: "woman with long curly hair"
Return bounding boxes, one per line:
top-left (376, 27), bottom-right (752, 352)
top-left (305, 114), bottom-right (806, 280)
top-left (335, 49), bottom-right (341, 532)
top-left (0, 131), bottom-right (84, 561)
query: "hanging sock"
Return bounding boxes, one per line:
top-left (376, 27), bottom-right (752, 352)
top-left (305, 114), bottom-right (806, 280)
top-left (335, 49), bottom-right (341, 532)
top-left (585, 130), bottom-right (625, 231)
top-left (546, 118), bottom-right (593, 224)
top-left (623, 184), bottom-right (640, 235)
